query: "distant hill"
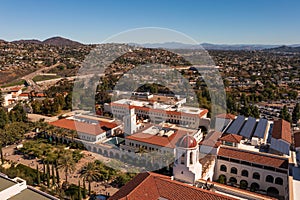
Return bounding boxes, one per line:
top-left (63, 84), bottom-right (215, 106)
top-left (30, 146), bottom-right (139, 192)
top-left (12, 39), bottom-right (42, 45)
top-left (263, 45), bottom-right (300, 53)
top-left (135, 42), bottom-right (281, 50)
top-left (11, 36), bottom-right (83, 47)
top-left (135, 42), bottom-right (203, 49)
top-left (200, 43), bottom-right (280, 50)
top-left (43, 36), bottom-right (83, 46)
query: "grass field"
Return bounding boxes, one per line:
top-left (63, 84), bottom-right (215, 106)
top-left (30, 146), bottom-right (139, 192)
top-left (32, 75), bottom-right (61, 82)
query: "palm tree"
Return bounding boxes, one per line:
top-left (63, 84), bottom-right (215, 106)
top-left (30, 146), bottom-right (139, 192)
top-left (79, 162), bottom-right (101, 196)
top-left (57, 151), bottom-right (76, 184)
top-left (0, 90), bottom-right (4, 108)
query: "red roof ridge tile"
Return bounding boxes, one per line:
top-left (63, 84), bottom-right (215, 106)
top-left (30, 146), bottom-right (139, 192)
top-left (219, 134), bottom-right (243, 143)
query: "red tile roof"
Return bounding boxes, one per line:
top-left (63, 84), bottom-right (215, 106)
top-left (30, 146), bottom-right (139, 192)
top-left (199, 131), bottom-right (222, 148)
top-left (126, 128), bottom-right (193, 149)
top-left (109, 172), bottom-right (237, 200)
top-left (216, 113), bottom-right (236, 120)
top-left (218, 146), bottom-right (288, 169)
top-left (10, 87), bottom-right (22, 92)
top-left (111, 102), bottom-right (208, 118)
top-left (294, 131), bottom-right (300, 148)
top-left (219, 134), bottom-right (243, 143)
top-left (19, 93), bottom-right (29, 97)
top-left (271, 119), bottom-right (292, 143)
top-left (49, 119), bottom-right (118, 136)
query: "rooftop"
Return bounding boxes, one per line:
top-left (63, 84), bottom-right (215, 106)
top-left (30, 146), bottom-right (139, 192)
top-left (294, 131), bottom-right (300, 148)
top-left (0, 176), bottom-right (16, 192)
top-left (199, 131), bottom-right (222, 148)
top-left (0, 174), bottom-right (58, 200)
top-left (109, 172), bottom-right (237, 200)
top-left (49, 118), bottom-right (118, 136)
top-left (126, 125), bottom-right (195, 149)
top-left (219, 134), bottom-right (243, 143)
top-left (271, 119), bottom-right (292, 143)
top-left (216, 113), bottom-right (236, 120)
top-left (111, 99), bottom-right (208, 117)
top-left (9, 188), bottom-right (55, 200)
top-left (218, 146), bottom-right (288, 169)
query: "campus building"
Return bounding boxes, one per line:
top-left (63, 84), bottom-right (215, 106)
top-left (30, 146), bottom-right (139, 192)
top-left (108, 98), bottom-right (210, 129)
top-left (0, 173), bottom-right (58, 200)
top-left (49, 115), bottom-right (121, 143)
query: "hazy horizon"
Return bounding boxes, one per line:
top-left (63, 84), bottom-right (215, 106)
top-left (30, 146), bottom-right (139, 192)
top-left (1, 0), bottom-right (300, 45)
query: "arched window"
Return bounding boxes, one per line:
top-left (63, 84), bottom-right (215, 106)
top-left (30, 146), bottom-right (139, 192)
top-left (241, 170), bottom-right (248, 177)
top-left (240, 180), bottom-right (248, 189)
top-left (267, 187), bottom-right (279, 197)
top-left (250, 183), bottom-right (260, 192)
top-left (229, 177), bottom-right (237, 185)
top-left (275, 177), bottom-right (283, 185)
top-left (253, 172), bottom-right (260, 180)
top-left (189, 152), bottom-right (193, 164)
top-left (181, 153), bottom-right (185, 165)
top-left (230, 167), bottom-right (237, 174)
top-left (266, 175), bottom-right (274, 183)
top-left (218, 175), bottom-right (227, 184)
top-left (220, 165), bottom-right (227, 172)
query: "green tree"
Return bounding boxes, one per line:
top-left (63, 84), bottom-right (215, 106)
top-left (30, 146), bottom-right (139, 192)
top-left (79, 162), bottom-right (101, 196)
top-left (78, 180), bottom-right (82, 200)
top-left (36, 165), bottom-right (41, 185)
top-left (46, 161), bottom-right (50, 187)
top-left (0, 143), bottom-right (4, 164)
top-left (82, 179), bottom-right (87, 198)
top-left (52, 163), bottom-right (56, 186)
top-left (42, 161), bottom-right (46, 184)
top-left (0, 90), bottom-right (4, 107)
top-left (57, 151), bottom-right (76, 184)
top-left (292, 103), bottom-right (300, 124)
top-left (10, 103), bottom-right (27, 122)
top-left (280, 105), bottom-right (291, 122)
top-left (0, 109), bottom-right (8, 129)
top-left (55, 160), bottom-right (60, 185)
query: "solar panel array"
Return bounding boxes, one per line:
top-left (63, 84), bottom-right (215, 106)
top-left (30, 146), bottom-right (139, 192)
top-left (226, 115), bottom-right (245, 135)
top-left (239, 117), bottom-right (257, 138)
top-left (270, 138), bottom-right (290, 155)
top-left (253, 118), bottom-right (268, 139)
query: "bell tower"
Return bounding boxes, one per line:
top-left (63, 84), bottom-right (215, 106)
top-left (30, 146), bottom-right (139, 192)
top-left (123, 107), bottom-right (137, 136)
top-left (173, 134), bottom-right (202, 184)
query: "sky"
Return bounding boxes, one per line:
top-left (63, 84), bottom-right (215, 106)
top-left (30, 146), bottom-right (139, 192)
top-left (0, 0), bottom-right (299, 44)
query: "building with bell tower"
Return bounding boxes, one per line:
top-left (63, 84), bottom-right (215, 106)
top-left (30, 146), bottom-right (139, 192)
top-left (173, 134), bottom-right (202, 184)
top-left (123, 107), bottom-right (137, 137)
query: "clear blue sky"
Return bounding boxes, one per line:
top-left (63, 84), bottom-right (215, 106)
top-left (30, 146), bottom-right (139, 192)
top-left (0, 0), bottom-right (299, 44)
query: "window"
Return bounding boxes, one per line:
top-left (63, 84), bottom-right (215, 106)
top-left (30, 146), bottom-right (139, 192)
top-left (250, 183), bottom-right (260, 192)
top-left (220, 165), bottom-right (227, 172)
top-left (229, 177), bottom-right (237, 184)
top-left (275, 177), bottom-right (283, 185)
top-left (181, 153), bottom-right (185, 165)
top-left (240, 180), bottom-right (248, 189)
top-left (253, 172), bottom-right (260, 180)
top-left (266, 175), bottom-right (274, 183)
top-left (230, 167), bottom-right (237, 174)
top-left (241, 170), bottom-right (248, 177)
top-left (189, 152), bottom-right (193, 164)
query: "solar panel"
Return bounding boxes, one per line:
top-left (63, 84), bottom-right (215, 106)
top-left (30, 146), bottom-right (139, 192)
top-left (239, 117), bottom-right (257, 138)
top-left (253, 118), bottom-right (268, 139)
top-left (270, 138), bottom-right (290, 155)
top-left (226, 115), bottom-right (245, 135)
top-left (267, 123), bottom-right (273, 143)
